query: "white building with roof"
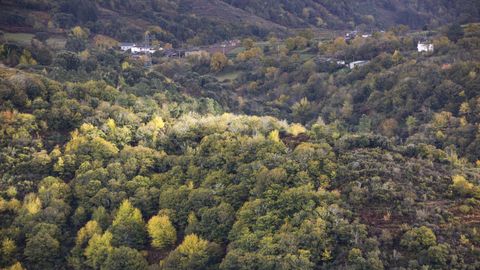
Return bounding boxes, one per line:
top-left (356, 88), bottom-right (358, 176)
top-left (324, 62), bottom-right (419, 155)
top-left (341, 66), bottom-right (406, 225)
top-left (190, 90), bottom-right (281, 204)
top-left (120, 43), bottom-right (162, 54)
top-left (417, 42), bottom-right (434, 53)
top-left (349, 60), bottom-right (369, 69)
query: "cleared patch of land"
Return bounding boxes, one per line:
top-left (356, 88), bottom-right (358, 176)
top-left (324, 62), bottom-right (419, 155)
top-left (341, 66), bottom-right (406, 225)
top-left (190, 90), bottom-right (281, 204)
top-left (215, 71), bottom-right (241, 83)
top-left (3, 32), bottom-right (34, 46)
top-left (46, 36), bottom-right (67, 50)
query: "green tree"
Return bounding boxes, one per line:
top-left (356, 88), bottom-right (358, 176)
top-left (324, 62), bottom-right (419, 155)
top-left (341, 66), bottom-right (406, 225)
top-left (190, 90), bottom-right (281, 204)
top-left (406, 116), bottom-right (416, 134)
top-left (348, 248), bottom-right (365, 269)
top-left (92, 206), bottom-right (110, 230)
top-left (400, 226), bottom-right (436, 252)
top-left (358, 114), bottom-right (372, 133)
top-left (446, 23), bottom-right (464, 42)
top-left (24, 229), bottom-right (61, 270)
top-left (102, 247), bottom-right (148, 270)
top-left (427, 244), bottom-right (449, 266)
top-left (194, 203), bottom-right (235, 243)
top-left (55, 51), bottom-right (80, 70)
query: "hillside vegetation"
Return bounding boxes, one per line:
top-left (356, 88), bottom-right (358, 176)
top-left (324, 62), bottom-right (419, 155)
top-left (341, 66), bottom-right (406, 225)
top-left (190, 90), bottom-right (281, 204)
top-left (1, 65), bottom-right (479, 269)
top-left (1, 1), bottom-right (480, 270)
top-left (1, 0), bottom-right (479, 45)
top-left (222, 0), bottom-right (480, 29)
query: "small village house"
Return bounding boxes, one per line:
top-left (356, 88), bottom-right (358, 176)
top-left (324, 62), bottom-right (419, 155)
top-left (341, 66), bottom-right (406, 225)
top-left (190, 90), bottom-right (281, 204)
top-left (120, 43), bottom-right (162, 54)
top-left (417, 41), bottom-right (434, 53)
top-left (120, 43), bottom-right (136, 51)
top-left (349, 60), bottom-right (369, 69)
top-left (345, 30), bottom-right (358, 41)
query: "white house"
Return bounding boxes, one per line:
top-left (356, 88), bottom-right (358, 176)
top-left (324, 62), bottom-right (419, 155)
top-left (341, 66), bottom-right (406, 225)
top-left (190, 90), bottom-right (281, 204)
top-left (135, 47), bottom-right (157, 54)
top-left (417, 42), bottom-right (434, 53)
top-left (345, 30), bottom-right (358, 40)
top-left (349, 60), bottom-right (369, 69)
top-left (120, 43), bottom-right (136, 51)
top-left (120, 43), bottom-right (162, 54)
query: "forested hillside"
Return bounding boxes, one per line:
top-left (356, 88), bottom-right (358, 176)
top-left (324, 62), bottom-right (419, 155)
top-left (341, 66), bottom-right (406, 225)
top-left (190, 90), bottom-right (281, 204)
top-left (1, 65), bottom-right (480, 269)
top-left (1, 1), bottom-right (480, 270)
top-left (1, 0), bottom-right (479, 45)
top-left (222, 0), bottom-right (480, 29)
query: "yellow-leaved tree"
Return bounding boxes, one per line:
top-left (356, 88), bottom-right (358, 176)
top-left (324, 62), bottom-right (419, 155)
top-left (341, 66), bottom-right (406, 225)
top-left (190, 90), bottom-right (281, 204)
top-left (109, 200), bottom-right (147, 249)
top-left (19, 50), bottom-right (37, 65)
top-left (75, 220), bottom-right (102, 247)
top-left (84, 231), bottom-right (113, 269)
top-left (147, 215), bottom-right (177, 249)
top-left (210, 52), bottom-right (228, 72)
top-left (71, 26), bottom-right (89, 39)
top-left (23, 193), bottom-right (41, 214)
top-left (160, 234), bottom-right (218, 270)
top-left (177, 234), bottom-right (208, 255)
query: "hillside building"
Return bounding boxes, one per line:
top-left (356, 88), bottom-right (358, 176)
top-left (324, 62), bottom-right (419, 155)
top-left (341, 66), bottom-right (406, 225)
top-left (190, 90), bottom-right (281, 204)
top-left (120, 43), bottom-right (162, 54)
top-left (417, 42), bottom-right (434, 53)
top-left (349, 60), bottom-right (369, 69)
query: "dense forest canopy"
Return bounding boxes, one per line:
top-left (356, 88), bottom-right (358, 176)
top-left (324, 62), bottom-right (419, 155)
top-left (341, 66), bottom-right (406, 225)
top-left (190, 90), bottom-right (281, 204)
top-left (1, 0), bottom-right (480, 269)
